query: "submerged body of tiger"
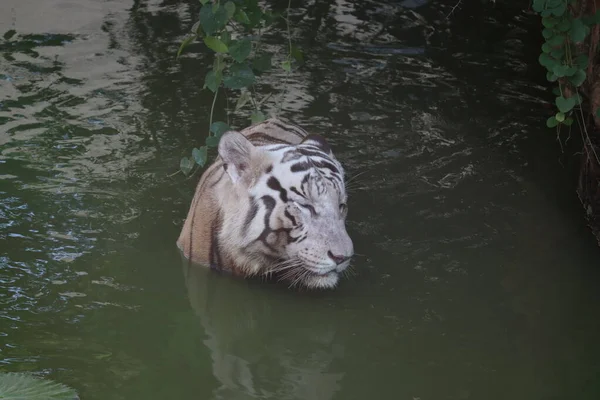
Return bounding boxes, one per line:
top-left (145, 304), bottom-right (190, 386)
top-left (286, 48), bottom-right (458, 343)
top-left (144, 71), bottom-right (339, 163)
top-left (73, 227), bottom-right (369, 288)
top-left (176, 118), bottom-right (353, 289)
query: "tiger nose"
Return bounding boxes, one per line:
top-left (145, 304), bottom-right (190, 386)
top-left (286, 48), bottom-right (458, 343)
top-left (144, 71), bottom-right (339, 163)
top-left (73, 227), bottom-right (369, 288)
top-left (327, 251), bottom-right (351, 265)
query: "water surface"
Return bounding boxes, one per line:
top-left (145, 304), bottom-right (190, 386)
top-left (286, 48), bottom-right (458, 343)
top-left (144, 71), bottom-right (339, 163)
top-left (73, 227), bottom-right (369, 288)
top-left (1, 1), bottom-right (600, 399)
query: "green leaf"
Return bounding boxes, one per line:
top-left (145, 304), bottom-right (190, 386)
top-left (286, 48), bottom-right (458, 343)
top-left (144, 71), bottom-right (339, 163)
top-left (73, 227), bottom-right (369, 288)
top-left (569, 69), bottom-right (586, 86)
top-left (570, 18), bottom-right (588, 43)
top-left (3, 29), bottom-right (16, 40)
top-left (557, 19), bottom-right (571, 32)
top-left (550, 2), bottom-right (566, 16)
top-left (177, 34), bottom-right (197, 59)
top-left (542, 28), bottom-right (554, 39)
top-left (234, 9), bottom-right (251, 25)
top-left (192, 147), bottom-right (208, 167)
top-left (548, 34), bottom-right (565, 46)
top-left (229, 38), bottom-right (252, 62)
top-left (220, 30), bottom-right (231, 45)
top-left (547, 71), bottom-right (558, 82)
top-left (555, 112), bottom-right (565, 122)
top-left (542, 43), bottom-right (552, 53)
top-left (281, 60), bottom-right (292, 72)
top-left (542, 17), bottom-right (557, 28)
top-left (199, 4), bottom-right (229, 36)
top-left (235, 90), bottom-right (252, 111)
top-left (251, 110), bottom-right (266, 124)
top-left (205, 135), bottom-right (220, 147)
top-left (539, 53), bottom-right (555, 69)
top-left (552, 64), bottom-right (570, 77)
top-left (563, 117), bottom-right (574, 126)
top-left (199, 0), bottom-right (209, 4)
top-left (0, 372), bottom-right (79, 399)
top-left (213, 54), bottom-right (226, 73)
top-left (546, 116), bottom-right (559, 128)
top-left (565, 66), bottom-right (578, 76)
top-left (210, 121), bottom-right (230, 137)
top-left (550, 47), bottom-right (565, 59)
top-left (224, 1), bottom-right (236, 18)
top-left (556, 95), bottom-right (577, 113)
top-left (252, 53), bottom-right (272, 73)
top-left (576, 54), bottom-right (589, 69)
top-left (291, 45), bottom-right (304, 63)
top-left (204, 36), bottom-right (228, 53)
top-left (224, 63), bottom-right (256, 89)
top-left (180, 157), bottom-right (194, 175)
top-left (204, 70), bottom-right (222, 92)
top-left (532, 0), bottom-right (545, 12)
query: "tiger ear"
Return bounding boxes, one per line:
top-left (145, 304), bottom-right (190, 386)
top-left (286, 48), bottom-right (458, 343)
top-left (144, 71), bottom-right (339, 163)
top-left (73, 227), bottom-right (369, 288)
top-left (301, 134), bottom-right (333, 155)
top-left (218, 131), bottom-right (255, 184)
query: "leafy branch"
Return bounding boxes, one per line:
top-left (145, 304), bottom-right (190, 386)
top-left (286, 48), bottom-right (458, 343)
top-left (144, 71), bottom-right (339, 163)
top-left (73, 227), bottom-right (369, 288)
top-left (176, 0), bottom-right (303, 176)
top-left (533, 0), bottom-right (600, 129)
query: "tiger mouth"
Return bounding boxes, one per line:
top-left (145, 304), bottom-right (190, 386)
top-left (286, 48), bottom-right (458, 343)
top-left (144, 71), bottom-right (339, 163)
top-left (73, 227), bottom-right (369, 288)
top-left (304, 267), bottom-right (338, 277)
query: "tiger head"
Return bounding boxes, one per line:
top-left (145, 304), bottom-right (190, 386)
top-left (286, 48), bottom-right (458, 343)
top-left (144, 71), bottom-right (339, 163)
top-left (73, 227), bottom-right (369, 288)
top-left (218, 130), bottom-right (354, 289)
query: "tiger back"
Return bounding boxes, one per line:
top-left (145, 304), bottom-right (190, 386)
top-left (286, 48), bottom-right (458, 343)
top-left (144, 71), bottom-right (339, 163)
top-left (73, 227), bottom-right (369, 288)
top-left (176, 118), bottom-right (353, 289)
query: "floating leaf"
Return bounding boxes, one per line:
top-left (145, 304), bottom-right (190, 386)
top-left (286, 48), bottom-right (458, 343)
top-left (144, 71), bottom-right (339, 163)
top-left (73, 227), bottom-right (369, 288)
top-left (251, 110), bottom-right (266, 124)
top-left (252, 53), bottom-right (272, 73)
top-left (180, 157), bottom-right (194, 175)
top-left (204, 36), bottom-right (228, 53)
top-left (224, 1), bottom-right (236, 18)
top-left (281, 60), bottom-right (291, 72)
top-left (3, 29), bottom-right (16, 40)
top-left (555, 112), bottom-right (565, 122)
top-left (224, 63), bottom-right (256, 89)
top-left (210, 121), bottom-right (230, 137)
top-left (546, 115), bottom-right (559, 128)
top-left (556, 96), bottom-right (577, 113)
top-left (569, 69), bottom-right (586, 86)
top-left (199, 4), bottom-right (229, 36)
top-left (199, 0), bottom-right (209, 4)
top-left (204, 70), bottom-right (222, 92)
top-left (229, 38), bottom-right (252, 62)
top-left (570, 18), bottom-right (588, 43)
top-left (192, 147), bottom-right (208, 167)
top-left (563, 117), bottom-right (574, 126)
top-left (177, 34), bottom-right (197, 59)
top-left (0, 372), bottom-right (79, 399)
top-left (546, 71), bottom-right (558, 82)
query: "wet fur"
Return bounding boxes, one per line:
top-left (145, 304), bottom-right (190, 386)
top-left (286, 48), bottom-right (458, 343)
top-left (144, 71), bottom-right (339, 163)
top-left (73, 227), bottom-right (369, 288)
top-left (176, 118), bottom-right (353, 289)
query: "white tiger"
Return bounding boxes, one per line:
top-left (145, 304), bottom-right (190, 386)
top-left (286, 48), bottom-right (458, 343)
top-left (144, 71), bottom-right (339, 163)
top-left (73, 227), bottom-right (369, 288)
top-left (176, 118), bottom-right (354, 289)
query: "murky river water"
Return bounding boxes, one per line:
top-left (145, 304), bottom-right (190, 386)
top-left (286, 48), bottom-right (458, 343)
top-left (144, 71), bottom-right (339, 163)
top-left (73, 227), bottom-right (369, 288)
top-left (1, 1), bottom-right (600, 399)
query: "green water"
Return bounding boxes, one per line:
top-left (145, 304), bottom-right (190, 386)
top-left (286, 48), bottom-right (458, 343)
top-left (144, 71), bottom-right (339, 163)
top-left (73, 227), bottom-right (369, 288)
top-left (2, 1), bottom-right (600, 399)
